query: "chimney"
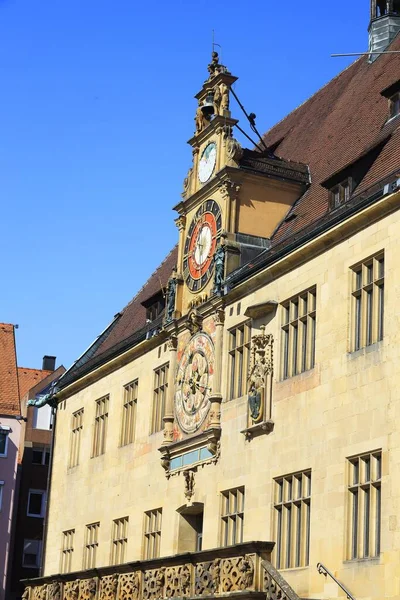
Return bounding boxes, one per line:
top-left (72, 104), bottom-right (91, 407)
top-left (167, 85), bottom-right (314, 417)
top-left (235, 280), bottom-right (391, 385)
top-left (42, 355), bottom-right (56, 371)
top-left (369, 0), bottom-right (400, 62)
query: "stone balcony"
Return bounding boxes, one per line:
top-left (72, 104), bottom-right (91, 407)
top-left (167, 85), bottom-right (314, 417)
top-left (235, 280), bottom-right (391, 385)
top-left (22, 541), bottom-right (300, 600)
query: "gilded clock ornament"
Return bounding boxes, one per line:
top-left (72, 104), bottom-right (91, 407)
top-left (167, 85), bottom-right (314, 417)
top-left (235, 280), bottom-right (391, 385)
top-left (198, 142), bottom-right (217, 183)
top-left (183, 199), bottom-right (222, 293)
top-left (175, 332), bottom-right (215, 434)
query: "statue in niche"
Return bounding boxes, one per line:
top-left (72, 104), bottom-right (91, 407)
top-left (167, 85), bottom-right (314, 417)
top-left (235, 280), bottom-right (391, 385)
top-left (195, 102), bottom-right (207, 133)
top-left (213, 84), bottom-right (221, 115)
top-left (165, 269), bottom-right (178, 324)
top-left (183, 470), bottom-right (195, 501)
top-left (247, 326), bottom-right (274, 425)
top-left (212, 238), bottom-right (226, 296)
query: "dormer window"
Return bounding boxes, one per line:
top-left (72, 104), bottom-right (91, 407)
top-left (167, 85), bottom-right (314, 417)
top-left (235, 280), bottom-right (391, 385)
top-left (330, 178), bottom-right (352, 210)
top-left (142, 291), bottom-right (165, 323)
top-left (389, 92), bottom-right (400, 119)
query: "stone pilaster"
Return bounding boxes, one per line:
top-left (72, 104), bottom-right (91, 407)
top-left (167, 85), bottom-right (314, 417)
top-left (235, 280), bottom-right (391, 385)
top-left (208, 307), bottom-right (225, 427)
top-left (163, 335), bottom-right (178, 445)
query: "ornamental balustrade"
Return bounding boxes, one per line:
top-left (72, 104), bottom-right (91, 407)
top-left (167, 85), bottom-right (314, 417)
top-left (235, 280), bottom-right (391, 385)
top-left (22, 542), bottom-right (299, 600)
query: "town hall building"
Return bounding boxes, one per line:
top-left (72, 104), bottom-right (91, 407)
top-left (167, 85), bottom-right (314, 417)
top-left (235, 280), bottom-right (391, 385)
top-left (23, 2), bottom-right (400, 600)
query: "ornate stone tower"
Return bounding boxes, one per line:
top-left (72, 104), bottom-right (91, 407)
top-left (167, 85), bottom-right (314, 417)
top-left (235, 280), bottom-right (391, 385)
top-left (369, 0), bottom-right (400, 61)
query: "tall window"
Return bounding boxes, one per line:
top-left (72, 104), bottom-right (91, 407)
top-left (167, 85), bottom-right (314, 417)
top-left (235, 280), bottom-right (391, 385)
top-left (69, 408), bottom-right (84, 468)
top-left (120, 381), bottom-right (138, 446)
top-left (143, 509), bottom-right (162, 559)
top-left (60, 529), bottom-right (75, 574)
top-left (389, 92), bottom-right (400, 120)
top-left (281, 288), bottom-right (316, 379)
top-left (83, 522), bottom-right (100, 569)
top-left (151, 365), bottom-right (168, 434)
top-left (274, 470), bottom-right (311, 569)
top-left (220, 487), bottom-right (245, 546)
top-left (347, 451), bottom-right (382, 559)
top-left (351, 254), bottom-right (384, 351)
top-left (228, 322), bottom-right (251, 400)
top-left (92, 396), bottom-right (109, 457)
top-left (0, 430), bottom-right (9, 457)
top-left (110, 517), bottom-right (129, 565)
top-left (22, 540), bottom-right (42, 569)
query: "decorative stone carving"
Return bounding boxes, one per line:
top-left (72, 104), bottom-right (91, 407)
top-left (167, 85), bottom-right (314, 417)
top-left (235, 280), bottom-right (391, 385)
top-left (194, 562), bottom-right (213, 596)
top-left (119, 573), bottom-right (140, 600)
top-left (195, 102), bottom-right (208, 134)
top-left (165, 565), bottom-right (191, 597)
top-left (239, 555), bottom-right (254, 590)
top-left (48, 582), bottom-right (62, 600)
top-left (143, 568), bottom-right (165, 600)
top-left (64, 581), bottom-right (80, 600)
top-left (207, 51), bottom-right (229, 80)
top-left (22, 587), bottom-right (32, 600)
top-left (247, 326), bottom-right (273, 425)
top-left (218, 180), bottom-right (241, 202)
top-left (99, 575), bottom-right (118, 600)
top-left (79, 579), bottom-right (97, 600)
top-left (185, 309), bottom-right (203, 335)
top-left (212, 559), bottom-right (221, 592)
top-left (175, 215), bottom-right (186, 232)
top-left (263, 559), bottom-right (300, 600)
top-left (212, 239), bottom-right (226, 296)
top-left (183, 469), bottom-right (195, 501)
top-left (226, 137), bottom-right (243, 165)
top-left (32, 586), bottom-right (47, 600)
top-left (182, 169), bottom-right (192, 198)
top-left (221, 556), bottom-right (255, 592)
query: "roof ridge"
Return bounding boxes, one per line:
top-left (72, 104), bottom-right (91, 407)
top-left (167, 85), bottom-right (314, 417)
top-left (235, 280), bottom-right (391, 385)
top-left (264, 56), bottom-right (363, 140)
top-left (119, 244), bottom-right (178, 314)
top-left (18, 366), bottom-right (52, 373)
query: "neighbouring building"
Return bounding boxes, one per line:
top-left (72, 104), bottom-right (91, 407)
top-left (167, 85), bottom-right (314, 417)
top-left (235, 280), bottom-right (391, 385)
top-left (9, 359), bottom-right (65, 600)
top-left (24, 4), bottom-right (400, 600)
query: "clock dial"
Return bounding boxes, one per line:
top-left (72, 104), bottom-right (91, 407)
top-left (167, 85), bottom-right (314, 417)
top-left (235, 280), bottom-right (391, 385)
top-left (183, 199), bottom-right (222, 293)
top-left (175, 332), bottom-right (214, 434)
top-left (198, 142), bottom-right (217, 183)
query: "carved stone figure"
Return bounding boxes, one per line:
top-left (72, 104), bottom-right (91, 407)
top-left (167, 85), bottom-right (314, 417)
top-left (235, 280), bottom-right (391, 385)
top-left (185, 310), bottom-right (202, 335)
top-left (207, 51), bottom-right (228, 79)
top-left (213, 84), bottom-right (221, 115)
top-left (220, 83), bottom-right (230, 114)
top-left (212, 559), bottom-right (221, 592)
top-left (119, 573), bottom-right (140, 600)
top-left (22, 587), bottom-right (31, 600)
top-left (165, 270), bottom-right (177, 324)
top-left (226, 137), bottom-right (243, 164)
top-left (48, 582), bottom-right (62, 600)
top-left (183, 470), bottom-right (195, 501)
top-left (247, 326), bottom-right (274, 425)
top-left (240, 555), bottom-right (254, 590)
top-left (64, 580), bottom-right (79, 600)
top-left (195, 103), bottom-right (207, 134)
top-left (182, 169), bottom-right (192, 197)
top-left (212, 239), bottom-right (226, 296)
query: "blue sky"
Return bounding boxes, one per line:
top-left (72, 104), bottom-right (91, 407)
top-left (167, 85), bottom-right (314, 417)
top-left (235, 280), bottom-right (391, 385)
top-left (1, 0), bottom-right (368, 370)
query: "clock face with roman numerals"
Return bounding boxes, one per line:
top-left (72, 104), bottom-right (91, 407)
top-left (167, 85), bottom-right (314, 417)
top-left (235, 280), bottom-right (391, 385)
top-left (183, 199), bottom-right (222, 293)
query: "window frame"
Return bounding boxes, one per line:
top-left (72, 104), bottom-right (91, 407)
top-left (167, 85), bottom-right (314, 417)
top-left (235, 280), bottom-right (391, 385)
top-left (69, 408), bottom-right (84, 468)
top-left (0, 430), bottom-right (10, 458)
top-left (346, 451), bottom-right (382, 560)
top-left (281, 288), bottom-right (317, 380)
top-left (83, 522), bottom-right (100, 570)
top-left (350, 253), bottom-right (384, 352)
top-left (220, 486), bottom-right (245, 547)
top-left (32, 446), bottom-right (50, 466)
top-left (110, 516), bottom-right (129, 565)
top-left (389, 92), bottom-right (400, 120)
top-left (151, 364), bottom-right (169, 434)
top-left (60, 529), bottom-right (75, 574)
top-left (329, 177), bottom-right (353, 210)
top-left (27, 489), bottom-right (46, 518)
top-left (92, 396), bottom-right (109, 458)
top-left (120, 380), bottom-right (138, 447)
top-left (228, 321), bottom-right (251, 401)
top-left (273, 470), bottom-right (312, 569)
top-left (143, 508), bottom-right (162, 559)
top-left (22, 539), bottom-right (42, 569)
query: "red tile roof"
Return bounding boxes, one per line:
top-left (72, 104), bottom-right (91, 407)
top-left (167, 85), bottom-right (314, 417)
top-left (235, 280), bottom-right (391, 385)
top-left (18, 367), bottom-right (52, 399)
top-left (263, 35), bottom-right (400, 245)
top-left (0, 323), bottom-right (20, 415)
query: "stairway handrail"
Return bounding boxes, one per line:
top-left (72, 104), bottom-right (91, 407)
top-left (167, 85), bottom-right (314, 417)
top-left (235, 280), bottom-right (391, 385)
top-left (316, 562), bottom-right (356, 600)
top-left (261, 559), bottom-right (300, 600)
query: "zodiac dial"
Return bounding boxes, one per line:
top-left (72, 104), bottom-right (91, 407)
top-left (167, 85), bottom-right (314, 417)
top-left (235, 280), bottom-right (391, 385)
top-left (174, 333), bottom-right (215, 434)
top-left (183, 199), bottom-right (222, 293)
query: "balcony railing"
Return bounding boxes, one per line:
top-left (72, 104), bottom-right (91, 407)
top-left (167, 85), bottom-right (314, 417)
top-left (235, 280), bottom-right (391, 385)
top-left (22, 541), bottom-right (299, 600)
